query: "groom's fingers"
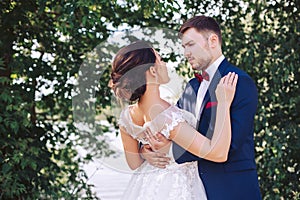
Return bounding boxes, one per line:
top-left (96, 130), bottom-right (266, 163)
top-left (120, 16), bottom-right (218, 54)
top-left (153, 154), bottom-right (170, 168)
top-left (156, 133), bottom-right (168, 142)
top-left (155, 161), bottom-right (170, 168)
top-left (145, 128), bottom-right (154, 142)
top-left (148, 153), bottom-right (170, 168)
top-left (145, 129), bottom-right (160, 151)
top-left (145, 128), bottom-right (159, 141)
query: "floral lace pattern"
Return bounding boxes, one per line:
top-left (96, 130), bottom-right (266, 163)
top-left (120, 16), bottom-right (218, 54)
top-left (118, 105), bottom-right (207, 200)
top-left (118, 105), bottom-right (197, 144)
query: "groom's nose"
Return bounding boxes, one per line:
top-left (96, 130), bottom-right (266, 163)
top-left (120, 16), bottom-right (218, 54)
top-left (184, 48), bottom-right (191, 58)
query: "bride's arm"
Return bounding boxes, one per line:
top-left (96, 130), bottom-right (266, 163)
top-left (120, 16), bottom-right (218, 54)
top-left (147, 72), bottom-right (237, 162)
top-left (169, 101), bottom-right (231, 162)
top-left (120, 127), bottom-right (144, 170)
top-left (172, 73), bottom-right (237, 162)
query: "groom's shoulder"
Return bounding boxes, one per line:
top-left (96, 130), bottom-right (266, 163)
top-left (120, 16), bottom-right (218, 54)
top-left (223, 61), bottom-right (257, 90)
top-left (224, 61), bottom-right (252, 78)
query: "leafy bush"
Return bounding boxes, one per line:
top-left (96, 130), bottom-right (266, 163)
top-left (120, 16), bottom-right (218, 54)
top-left (0, 0), bottom-right (299, 199)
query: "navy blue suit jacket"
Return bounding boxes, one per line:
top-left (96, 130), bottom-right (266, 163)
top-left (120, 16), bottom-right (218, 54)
top-left (174, 59), bottom-right (262, 200)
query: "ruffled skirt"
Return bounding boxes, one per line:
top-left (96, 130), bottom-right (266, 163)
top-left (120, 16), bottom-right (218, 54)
top-left (121, 161), bottom-right (207, 200)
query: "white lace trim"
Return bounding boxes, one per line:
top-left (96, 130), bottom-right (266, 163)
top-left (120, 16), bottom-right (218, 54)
top-left (160, 111), bottom-right (185, 139)
top-left (118, 105), bottom-right (196, 143)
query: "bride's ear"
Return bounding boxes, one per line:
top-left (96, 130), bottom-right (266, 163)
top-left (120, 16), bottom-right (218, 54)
top-left (149, 66), bottom-right (157, 77)
top-left (146, 66), bottom-right (158, 84)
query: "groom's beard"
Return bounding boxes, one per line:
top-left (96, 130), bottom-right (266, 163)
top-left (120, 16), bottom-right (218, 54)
top-left (188, 55), bottom-right (212, 71)
top-left (191, 61), bottom-right (210, 71)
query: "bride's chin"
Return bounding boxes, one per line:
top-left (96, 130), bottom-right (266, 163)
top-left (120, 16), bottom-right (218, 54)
top-left (165, 77), bottom-right (171, 84)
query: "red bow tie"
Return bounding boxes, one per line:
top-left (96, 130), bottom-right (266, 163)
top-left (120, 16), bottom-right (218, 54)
top-left (194, 71), bottom-right (209, 82)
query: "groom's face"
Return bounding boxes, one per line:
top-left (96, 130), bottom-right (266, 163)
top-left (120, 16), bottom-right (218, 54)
top-left (181, 28), bottom-right (213, 71)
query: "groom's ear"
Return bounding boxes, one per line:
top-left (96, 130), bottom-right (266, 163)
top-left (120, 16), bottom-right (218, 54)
top-left (208, 33), bottom-right (219, 48)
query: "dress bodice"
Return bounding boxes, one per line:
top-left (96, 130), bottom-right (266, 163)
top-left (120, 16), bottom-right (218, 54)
top-left (118, 105), bottom-right (196, 144)
top-left (118, 105), bottom-right (207, 200)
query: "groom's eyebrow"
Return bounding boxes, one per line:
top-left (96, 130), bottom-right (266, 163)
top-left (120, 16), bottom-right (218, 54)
top-left (182, 40), bottom-right (193, 48)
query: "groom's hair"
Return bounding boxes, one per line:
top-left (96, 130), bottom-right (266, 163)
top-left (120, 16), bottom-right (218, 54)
top-left (179, 15), bottom-right (222, 45)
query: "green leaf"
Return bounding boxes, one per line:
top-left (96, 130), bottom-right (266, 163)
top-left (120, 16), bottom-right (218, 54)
top-left (10, 121), bottom-right (19, 134)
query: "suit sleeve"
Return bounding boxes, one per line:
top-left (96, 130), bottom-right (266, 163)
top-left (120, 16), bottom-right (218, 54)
top-left (173, 75), bottom-right (258, 163)
top-left (228, 75), bottom-right (258, 152)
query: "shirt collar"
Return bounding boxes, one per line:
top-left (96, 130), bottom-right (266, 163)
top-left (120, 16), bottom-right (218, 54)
top-left (205, 54), bottom-right (225, 79)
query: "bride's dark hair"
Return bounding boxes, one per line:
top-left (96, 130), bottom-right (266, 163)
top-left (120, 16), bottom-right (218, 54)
top-left (110, 41), bottom-right (156, 101)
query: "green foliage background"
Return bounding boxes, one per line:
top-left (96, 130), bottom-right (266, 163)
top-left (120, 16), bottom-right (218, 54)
top-left (0, 0), bottom-right (299, 199)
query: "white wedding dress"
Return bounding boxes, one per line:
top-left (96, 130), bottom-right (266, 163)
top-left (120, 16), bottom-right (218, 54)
top-left (118, 105), bottom-right (207, 200)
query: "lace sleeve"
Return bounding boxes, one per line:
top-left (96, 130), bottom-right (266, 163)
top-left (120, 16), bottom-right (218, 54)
top-left (180, 109), bottom-right (197, 128)
top-left (118, 109), bottom-right (127, 128)
top-left (118, 108), bottom-right (137, 139)
top-left (149, 106), bottom-right (185, 139)
top-left (118, 107), bottom-right (147, 140)
top-left (160, 113), bottom-right (185, 139)
top-left (119, 106), bottom-right (196, 142)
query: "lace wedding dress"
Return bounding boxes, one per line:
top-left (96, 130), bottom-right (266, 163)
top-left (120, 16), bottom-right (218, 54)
top-left (119, 105), bottom-right (207, 200)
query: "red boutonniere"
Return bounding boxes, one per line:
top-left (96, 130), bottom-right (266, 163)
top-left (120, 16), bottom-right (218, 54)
top-left (205, 102), bottom-right (218, 109)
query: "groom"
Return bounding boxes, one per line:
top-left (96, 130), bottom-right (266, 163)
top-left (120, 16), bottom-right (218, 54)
top-left (141, 15), bottom-right (262, 199)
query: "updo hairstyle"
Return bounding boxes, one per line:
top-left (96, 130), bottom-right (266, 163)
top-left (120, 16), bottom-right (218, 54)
top-left (110, 41), bottom-right (156, 102)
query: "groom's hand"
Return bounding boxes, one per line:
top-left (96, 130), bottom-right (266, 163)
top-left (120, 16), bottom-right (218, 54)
top-left (146, 132), bottom-right (172, 154)
top-left (140, 144), bottom-right (170, 169)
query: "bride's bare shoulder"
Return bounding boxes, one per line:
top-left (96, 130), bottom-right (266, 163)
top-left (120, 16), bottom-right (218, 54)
top-left (128, 100), bottom-right (171, 124)
top-left (148, 100), bottom-right (171, 119)
top-left (128, 103), bottom-right (145, 126)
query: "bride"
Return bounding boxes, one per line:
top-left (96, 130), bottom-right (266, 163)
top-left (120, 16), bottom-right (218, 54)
top-left (109, 41), bottom-right (238, 199)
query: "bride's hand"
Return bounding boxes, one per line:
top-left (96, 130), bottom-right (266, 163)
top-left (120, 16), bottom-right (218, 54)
top-left (144, 128), bottom-right (171, 154)
top-left (216, 72), bottom-right (238, 105)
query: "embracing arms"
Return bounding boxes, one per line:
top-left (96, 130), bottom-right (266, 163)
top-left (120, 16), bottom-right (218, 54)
top-left (121, 72), bottom-right (237, 169)
top-left (170, 101), bottom-right (231, 162)
top-left (170, 72), bottom-right (258, 164)
top-left (120, 126), bottom-right (170, 170)
top-left (146, 72), bottom-right (238, 163)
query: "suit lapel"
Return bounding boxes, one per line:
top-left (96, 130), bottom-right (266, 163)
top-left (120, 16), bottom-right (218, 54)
top-left (197, 59), bottom-right (230, 131)
top-left (190, 78), bottom-right (200, 96)
top-left (179, 78), bottom-right (200, 114)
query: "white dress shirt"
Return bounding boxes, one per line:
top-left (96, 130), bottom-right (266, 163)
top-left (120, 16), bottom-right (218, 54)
top-left (194, 55), bottom-right (225, 120)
